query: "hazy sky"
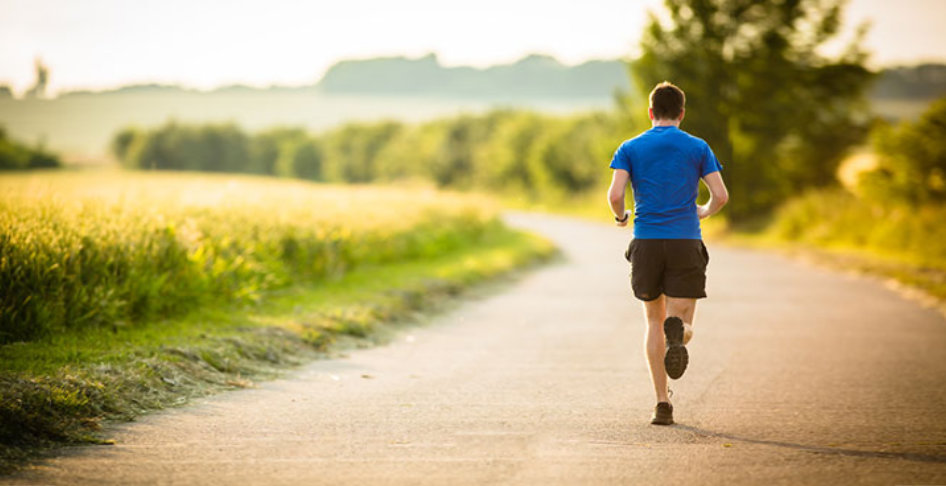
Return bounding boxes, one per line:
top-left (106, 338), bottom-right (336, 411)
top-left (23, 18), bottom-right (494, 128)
top-left (2, 0), bottom-right (945, 95)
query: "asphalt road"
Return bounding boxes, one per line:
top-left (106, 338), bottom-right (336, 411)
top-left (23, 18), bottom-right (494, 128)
top-left (5, 212), bottom-right (946, 485)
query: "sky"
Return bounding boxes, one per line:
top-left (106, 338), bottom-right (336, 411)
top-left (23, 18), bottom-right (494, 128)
top-left (1, 0), bottom-right (945, 95)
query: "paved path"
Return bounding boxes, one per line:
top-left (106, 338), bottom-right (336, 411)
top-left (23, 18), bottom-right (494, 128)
top-left (5, 212), bottom-right (946, 485)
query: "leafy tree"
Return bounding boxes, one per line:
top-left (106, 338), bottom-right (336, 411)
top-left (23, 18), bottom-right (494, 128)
top-left (119, 122), bottom-right (251, 172)
top-left (111, 127), bottom-right (140, 164)
top-left (530, 113), bottom-right (621, 194)
top-left (0, 127), bottom-right (62, 170)
top-left (373, 124), bottom-right (441, 183)
top-left (627, 0), bottom-right (873, 219)
top-left (430, 117), bottom-right (475, 188)
top-left (287, 139), bottom-right (324, 181)
top-left (24, 58), bottom-right (49, 100)
top-left (323, 121), bottom-right (403, 183)
top-left (252, 128), bottom-right (309, 177)
top-left (0, 128), bottom-right (30, 170)
top-left (860, 97), bottom-right (946, 204)
top-left (476, 112), bottom-right (545, 193)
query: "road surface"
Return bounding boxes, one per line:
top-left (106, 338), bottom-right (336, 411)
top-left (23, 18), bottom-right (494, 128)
top-left (5, 212), bottom-right (946, 485)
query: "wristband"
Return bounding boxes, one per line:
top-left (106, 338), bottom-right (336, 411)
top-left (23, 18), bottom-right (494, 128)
top-left (615, 212), bottom-right (629, 223)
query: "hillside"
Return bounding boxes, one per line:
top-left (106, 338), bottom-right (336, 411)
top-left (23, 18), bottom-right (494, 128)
top-left (316, 53), bottom-right (632, 98)
top-left (42, 55), bottom-right (946, 103)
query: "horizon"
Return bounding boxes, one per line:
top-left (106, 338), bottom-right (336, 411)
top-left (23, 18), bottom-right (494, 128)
top-left (6, 52), bottom-right (634, 97)
top-left (2, 0), bottom-right (946, 96)
top-left (5, 51), bottom-right (946, 99)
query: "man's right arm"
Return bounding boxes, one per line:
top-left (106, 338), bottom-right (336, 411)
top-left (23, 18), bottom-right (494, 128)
top-left (608, 169), bottom-right (631, 227)
top-left (697, 171), bottom-right (729, 219)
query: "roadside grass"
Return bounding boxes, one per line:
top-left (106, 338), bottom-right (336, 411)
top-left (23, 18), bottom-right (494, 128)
top-left (722, 189), bottom-right (946, 305)
top-left (0, 224), bottom-right (556, 474)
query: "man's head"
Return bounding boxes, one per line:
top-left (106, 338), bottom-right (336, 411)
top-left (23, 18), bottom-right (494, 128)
top-left (648, 81), bottom-right (685, 122)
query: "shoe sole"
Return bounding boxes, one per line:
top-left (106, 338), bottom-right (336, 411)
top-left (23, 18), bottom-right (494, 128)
top-left (664, 317), bottom-right (689, 380)
top-left (650, 416), bottom-right (674, 426)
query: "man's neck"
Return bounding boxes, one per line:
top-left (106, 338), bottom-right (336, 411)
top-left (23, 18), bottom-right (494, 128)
top-left (651, 119), bottom-right (680, 128)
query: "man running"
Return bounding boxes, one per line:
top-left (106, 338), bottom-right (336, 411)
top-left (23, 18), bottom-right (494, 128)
top-left (607, 81), bottom-right (729, 426)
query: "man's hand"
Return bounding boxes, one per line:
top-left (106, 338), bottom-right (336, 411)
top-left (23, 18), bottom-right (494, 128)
top-left (698, 172), bottom-right (729, 220)
top-left (615, 209), bottom-right (631, 227)
top-left (697, 204), bottom-right (710, 220)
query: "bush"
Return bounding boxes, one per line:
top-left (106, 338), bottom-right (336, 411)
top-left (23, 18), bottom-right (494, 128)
top-left (771, 188), bottom-right (946, 267)
top-left (0, 127), bottom-right (61, 171)
top-left (860, 97), bottom-right (946, 204)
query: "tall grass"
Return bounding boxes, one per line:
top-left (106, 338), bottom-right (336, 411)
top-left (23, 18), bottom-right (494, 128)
top-left (769, 188), bottom-right (946, 268)
top-left (0, 171), bottom-right (497, 344)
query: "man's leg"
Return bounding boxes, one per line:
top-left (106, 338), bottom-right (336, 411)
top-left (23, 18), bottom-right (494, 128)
top-left (642, 295), bottom-right (669, 403)
top-left (663, 297), bottom-right (697, 380)
top-left (666, 297), bottom-right (696, 344)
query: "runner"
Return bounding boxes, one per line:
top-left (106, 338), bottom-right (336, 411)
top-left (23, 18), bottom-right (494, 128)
top-left (607, 81), bottom-right (729, 425)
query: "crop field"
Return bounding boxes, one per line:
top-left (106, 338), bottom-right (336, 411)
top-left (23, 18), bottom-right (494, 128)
top-left (0, 171), bottom-right (500, 344)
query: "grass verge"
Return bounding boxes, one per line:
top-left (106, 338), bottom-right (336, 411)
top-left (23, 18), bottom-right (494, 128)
top-left (723, 189), bottom-right (946, 307)
top-left (0, 225), bottom-right (556, 474)
top-left (718, 226), bottom-right (946, 310)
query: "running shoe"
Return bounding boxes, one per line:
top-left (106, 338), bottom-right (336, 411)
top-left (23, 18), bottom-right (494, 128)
top-left (664, 316), bottom-right (689, 379)
top-left (651, 402), bottom-right (674, 425)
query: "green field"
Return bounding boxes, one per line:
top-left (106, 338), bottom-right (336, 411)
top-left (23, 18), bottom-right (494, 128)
top-left (0, 171), bottom-right (555, 471)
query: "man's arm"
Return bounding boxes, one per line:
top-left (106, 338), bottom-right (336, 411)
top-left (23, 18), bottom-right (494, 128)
top-left (697, 171), bottom-right (729, 219)
top-left (608, 169), bottom-right (631, 227)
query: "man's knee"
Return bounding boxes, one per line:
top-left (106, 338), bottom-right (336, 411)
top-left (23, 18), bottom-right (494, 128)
top-left (666, 297), bottom-right (695, 313)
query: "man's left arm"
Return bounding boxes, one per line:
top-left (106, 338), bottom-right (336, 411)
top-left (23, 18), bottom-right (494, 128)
top-left (608, 169), bottom-right (631, 227)
top-left (697, 171), bottom-right (729, 219)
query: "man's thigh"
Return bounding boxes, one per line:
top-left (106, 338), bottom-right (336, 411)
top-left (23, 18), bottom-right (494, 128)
top-left (663, 239), bottom-right (708, 299)
top-left (626, 238), bottom-right (665, 301)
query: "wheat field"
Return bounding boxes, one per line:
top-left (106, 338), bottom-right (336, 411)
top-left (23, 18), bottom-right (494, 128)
top-left (0, 171), bottom-right (498, 344)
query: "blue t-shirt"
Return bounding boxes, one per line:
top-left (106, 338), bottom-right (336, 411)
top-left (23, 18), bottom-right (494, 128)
top-left (609, 126), bottom-right (722, 239)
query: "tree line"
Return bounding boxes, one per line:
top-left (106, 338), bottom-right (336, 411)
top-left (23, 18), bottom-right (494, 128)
top-left (112, 110), bottom-right (623, 200)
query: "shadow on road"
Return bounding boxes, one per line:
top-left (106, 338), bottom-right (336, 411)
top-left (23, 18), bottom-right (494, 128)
top-left (673, 425), bottom-right (946, 464)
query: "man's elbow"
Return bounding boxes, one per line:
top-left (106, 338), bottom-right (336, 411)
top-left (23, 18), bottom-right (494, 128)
top-left (608, 190), bottom-right (624, 206)
top-left (715, 191), bottom-right (730, 207)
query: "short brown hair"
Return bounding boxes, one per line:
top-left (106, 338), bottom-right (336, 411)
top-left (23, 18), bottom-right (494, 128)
top-left (649, 81), bottom-right (685, 120)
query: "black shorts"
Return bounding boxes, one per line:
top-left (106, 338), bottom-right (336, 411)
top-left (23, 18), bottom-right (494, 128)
top-left (624, 238), bottom-right (709, 301)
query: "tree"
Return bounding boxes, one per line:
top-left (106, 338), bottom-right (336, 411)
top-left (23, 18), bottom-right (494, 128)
top-left (627, 0), bottom-right (874, 219)
top-left (0, 127), bottom-right (61, 170)
top-left (24, 58), bottom-right (49, 99)
top-left (322, 121), bottom-right (403, 183)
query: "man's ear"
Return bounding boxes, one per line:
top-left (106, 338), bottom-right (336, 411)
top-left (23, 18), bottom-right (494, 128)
top-left (648, 108), bottom-right (655, 120)
top-left (678, 108), bottom-right (685, 122)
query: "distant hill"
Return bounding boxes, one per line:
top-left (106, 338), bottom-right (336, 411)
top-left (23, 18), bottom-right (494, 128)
top-left (870, 64), bottom-right (946, 99)
top-left (60, 83), bottom-right (193, 97)
top-left (316, 53), bottom-right (630, 98)
top-left (46, 55), bottom-right (946, 103)
top-left (59, 83), bottom-right (314, 98)
top-left (317, 54), bottom-right (946, 101)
